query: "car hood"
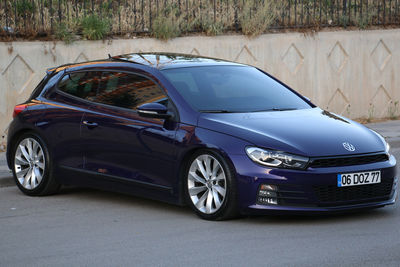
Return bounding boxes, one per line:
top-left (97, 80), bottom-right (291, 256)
top-left (197, 108), bottom-right (385, 157)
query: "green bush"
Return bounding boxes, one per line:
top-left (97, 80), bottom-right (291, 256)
top-left (205, 21), bottom-right (224, 36)
top-left (339, 15), bottom-right (350, 28)
top-left (152, 8), bottom-right (181, 40)
top-left (81, 14), bottom-right (110, 40)
top-left (199, 17), bottom-right (224, 36)
top-left (355, 8), bottom-right (375, 30)
top-left (55, 22), bottom-right (74, 44)
top-left (388, 101), bottom-right (399, 120)
top-left (14, 0), bottom-right (35, 15)
top-left (240, 0), bottom-right (279, 37)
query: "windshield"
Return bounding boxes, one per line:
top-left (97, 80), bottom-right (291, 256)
top-left (161, 66), bottom-right (312, 113)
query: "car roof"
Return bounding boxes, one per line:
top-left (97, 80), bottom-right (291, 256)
top-left (47, 52), bottom-right (246, 73)
top-left (113, 53), bottom-right (245, 70)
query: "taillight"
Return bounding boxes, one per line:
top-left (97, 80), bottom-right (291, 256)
top-left (13, 104), bottom-right (28, 118)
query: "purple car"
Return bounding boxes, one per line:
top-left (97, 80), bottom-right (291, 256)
top-left (6, 53), bottom-right (397, 220)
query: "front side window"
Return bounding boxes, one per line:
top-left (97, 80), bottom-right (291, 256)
top-left (94, 72), bottom-right (167, 109)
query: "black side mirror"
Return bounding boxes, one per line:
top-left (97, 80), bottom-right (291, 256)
top-left (137, 103), bottom-right (172, 119)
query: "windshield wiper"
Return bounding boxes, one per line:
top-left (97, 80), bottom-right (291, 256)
top-left (253, 107), bottom-right (298, 112)
top-left (200, 108), bottom-right (298, 113)
top-left (199, 110), bottom-right (237, 113)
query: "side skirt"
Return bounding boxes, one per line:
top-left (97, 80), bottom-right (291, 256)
top-left (57, 165), bottom-right (182, 206)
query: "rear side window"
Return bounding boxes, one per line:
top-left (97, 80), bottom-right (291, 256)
top-left (58, 72), bottom-right (102, 100)
top-left (58, 71), bottom-right (167, 110)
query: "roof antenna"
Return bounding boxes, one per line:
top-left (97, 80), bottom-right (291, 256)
top-left (108, 53), bottom-right (112, 59)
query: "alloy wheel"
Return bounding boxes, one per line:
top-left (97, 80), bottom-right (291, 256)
top-left (187, 154), bottom-right (227, 214)
top-left (14, 137), bottom-right (45, 190)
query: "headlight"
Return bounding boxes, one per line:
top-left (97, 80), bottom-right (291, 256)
top-left (386, 141), bottom-right (390, 154)
top-left (245, 147), bottom-right (309, 169)
top-left (370, 129), bottom-right (390, 154)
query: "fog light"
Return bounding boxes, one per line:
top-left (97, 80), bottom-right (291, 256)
top-left (258, 184), bottom-right (279, 205)
top-left (260, 184), bottom-right (278, 191)
top-left (258, 197), bottom-right (278, 205)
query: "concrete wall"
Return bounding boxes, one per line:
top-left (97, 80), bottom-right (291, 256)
top-left (1, 29), bottom-right (399, 148)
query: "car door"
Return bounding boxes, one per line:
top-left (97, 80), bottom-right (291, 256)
top-left (81, 71), bottom-right (178, 189)
top-left (43, 71), bottom-right (102, 172)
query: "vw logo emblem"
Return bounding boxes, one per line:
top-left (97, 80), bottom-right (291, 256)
top-left (342, 142), bottom-right (355, 152)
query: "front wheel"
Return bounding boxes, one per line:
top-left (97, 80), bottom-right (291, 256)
top-left (184, 150), bottom-right (238, 220)
top-left (12, 132), bottom-right (60, 196)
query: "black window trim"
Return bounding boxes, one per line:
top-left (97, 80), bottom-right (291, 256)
top-left (54, 68), bottom-right (180, 121)
top-left (35, 71), bottom-right (65, 100)
top-left (29, 74), bottom-right (50, 100)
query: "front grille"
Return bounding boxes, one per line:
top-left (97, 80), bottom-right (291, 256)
top-left (313, 178), bottom-right (394, 206)
top-left (309, 153), bottom-right (388, 168)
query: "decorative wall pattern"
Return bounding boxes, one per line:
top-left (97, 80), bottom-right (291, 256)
top-left (371, 40), bottom-right (391, 71)
top-left (235, 45), bottom-right (257, 66)
top-left (0, 29), bottom-right (399, 144)
top-left (328, 42), bottom-right (348, 74)
top-left (282, 44), bottom-right (304, 75)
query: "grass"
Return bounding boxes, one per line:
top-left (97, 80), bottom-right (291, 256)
top-left (14, 0), bottom-right (36, 16)
top-left (388, 101), bottom-right (399, 120)
top-left (55, 22), bottom-right (74, 44)
top-left (367, 103), bottom-right (375, 123)
top-left (202, 18), bottom-right (225, 36)
top-left (0, 0), bottom-right (398, 41)
top-left (81, 14), bottom-right (110, 40)
top-left (355, 8), bottom-right (376, 30)
top-left (239, 0), bottom-right (280, 37)
top-left (151, 7), bottom-right (181, 40)
top-left (54, 14), bottom-right (110, 43)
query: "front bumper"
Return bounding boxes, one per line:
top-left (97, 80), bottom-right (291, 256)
top-left (231, 154), bottom-right (397, 215)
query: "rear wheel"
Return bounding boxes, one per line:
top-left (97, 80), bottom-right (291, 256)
top-left (184, 150), bottom-right (238, 220)
top-left (12, 132), bottom-right (60, 196)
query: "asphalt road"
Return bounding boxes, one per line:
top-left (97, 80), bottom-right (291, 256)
top-left (0, 121), bottom-right (399, 267)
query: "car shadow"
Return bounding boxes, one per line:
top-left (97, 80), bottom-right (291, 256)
top-left (57, 186), bottom-right (193, 216)
top-left (56, 186), bottom-right (396, 224)
top-left (237, 207), bottom-right (396, 225)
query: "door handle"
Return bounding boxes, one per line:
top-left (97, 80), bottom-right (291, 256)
top-left (82, 120), bottom-right (98, 129)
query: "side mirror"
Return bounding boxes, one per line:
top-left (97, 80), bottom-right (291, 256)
top-left (137, 103), bottom-right (172, 119)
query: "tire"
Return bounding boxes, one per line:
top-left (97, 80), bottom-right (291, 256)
top-left (184, 149), bottom-right (238, 220)
top-left (11, 132), bottom-right (60, 196)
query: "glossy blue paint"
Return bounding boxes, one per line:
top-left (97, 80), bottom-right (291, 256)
top-left (6, 52), bottom-right (397, 214)
top-left (198, 108), bottom-right (386, 157)
top-left (81, 102), bottom-right (177, 188)
top-left (230, 153), bottom-right (396, 214)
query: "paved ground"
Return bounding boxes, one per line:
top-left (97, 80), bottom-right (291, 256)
top-left (0, 151), bottom-right (13, 187)
top-left (0, 121), bottom-right (399, 266)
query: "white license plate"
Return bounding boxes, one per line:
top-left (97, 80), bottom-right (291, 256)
top-left (337, 170), bottom-right (381, 187)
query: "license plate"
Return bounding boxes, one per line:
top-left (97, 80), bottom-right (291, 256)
top-left (337, 170), bottom-right (381, 187)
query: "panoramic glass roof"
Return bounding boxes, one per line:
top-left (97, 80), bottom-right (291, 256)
top-left (114, 53), bottom-right (239, 69)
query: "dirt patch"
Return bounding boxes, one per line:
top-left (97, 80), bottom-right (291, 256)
top-left (355, 117), bottom-right (400, 125)
top-left (0, 133), bottom-right (7, 152)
